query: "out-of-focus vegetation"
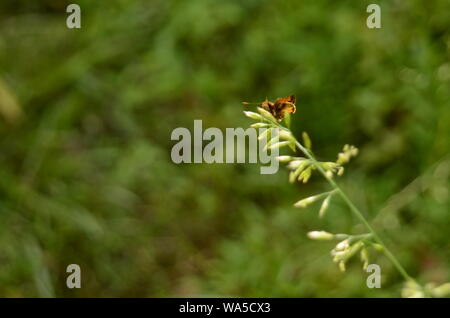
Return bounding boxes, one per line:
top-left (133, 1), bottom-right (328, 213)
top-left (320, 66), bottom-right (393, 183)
top-left (0, 0), bottom-right (449, 297)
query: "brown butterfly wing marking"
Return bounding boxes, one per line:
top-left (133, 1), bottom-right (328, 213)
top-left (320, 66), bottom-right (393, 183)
top-left (243, 95), bottom-right (296, 121)
top-left (261, 98), bottom-right (276, 117)
top-left (273, 95), bottom-right (296, 121)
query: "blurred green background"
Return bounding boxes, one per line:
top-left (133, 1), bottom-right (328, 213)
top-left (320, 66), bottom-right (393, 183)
top-left (0, 0), bottom-right (449, 297)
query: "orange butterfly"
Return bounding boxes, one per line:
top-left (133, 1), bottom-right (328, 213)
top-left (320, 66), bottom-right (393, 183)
top-left (243, 95), bottom-right (296, 121)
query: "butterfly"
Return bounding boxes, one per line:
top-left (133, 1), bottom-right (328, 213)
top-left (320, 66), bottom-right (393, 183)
top-left (243, 95), bottom-right (296, 121)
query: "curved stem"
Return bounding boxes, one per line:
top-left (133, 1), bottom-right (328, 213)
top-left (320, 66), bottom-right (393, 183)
top-left (293, 140), bottom-right (417, 284)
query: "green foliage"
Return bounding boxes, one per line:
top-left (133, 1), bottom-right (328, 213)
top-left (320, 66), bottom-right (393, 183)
top-left (0, 0), bottom-right (449, 297)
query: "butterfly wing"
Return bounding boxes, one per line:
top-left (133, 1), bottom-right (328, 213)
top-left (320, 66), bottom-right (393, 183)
top-left (287, 95), bottom-right (296, 105)
top-left (273, 95), bottom-right (296, 120)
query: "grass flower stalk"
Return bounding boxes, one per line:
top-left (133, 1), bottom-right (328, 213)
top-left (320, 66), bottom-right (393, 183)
top-left (241, 104), bottom-right (448, 296)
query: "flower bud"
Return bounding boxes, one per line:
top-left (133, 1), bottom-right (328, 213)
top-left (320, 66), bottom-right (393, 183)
top-left (257, 107), bottom-right (277, 123)
top-left (360, 248), bottom-right (369, 270)
top-left (335, 239), bottom-right (350, 251)
top-left (319, 195), bottom-right (331, 218)
top-left (431, 283), bottom-right (450, 298)
top-left (372, 243), bottom-right (384, 252)
top-left (243, 111), bottom-right (262, 120)
top-left (263, 135), bottom-right (280, 151)
top-left (302, 131), bottom-right (312, 150)
top-left (288, 159), bottom-right (308, 170)
top-left (401, 282), bottom-right (425, 298)
top-left (321, 162), bottom-right (338, 170)
top-left (276, 156), bottom-right (293, 163)
top-left (298, 167), bottom-right (312, 183)
top-left (279, 130), bottom-right (295, 142)
top-left (268, 141), bottom-right (291, 150)
top-left (257, 128), bottom-right (270, 141)
top-left (251, 122), bottom-right (270, 128)
top-left (294, 196), bottom-right (316, 208)
top-left (307, 231), bottom-right (335, 240)
top-left (294, 192), bottom-right (325, 208)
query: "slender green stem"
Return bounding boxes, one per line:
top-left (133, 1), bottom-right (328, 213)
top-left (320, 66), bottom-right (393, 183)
top-left (293, 140), bottom-right (416, 284)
